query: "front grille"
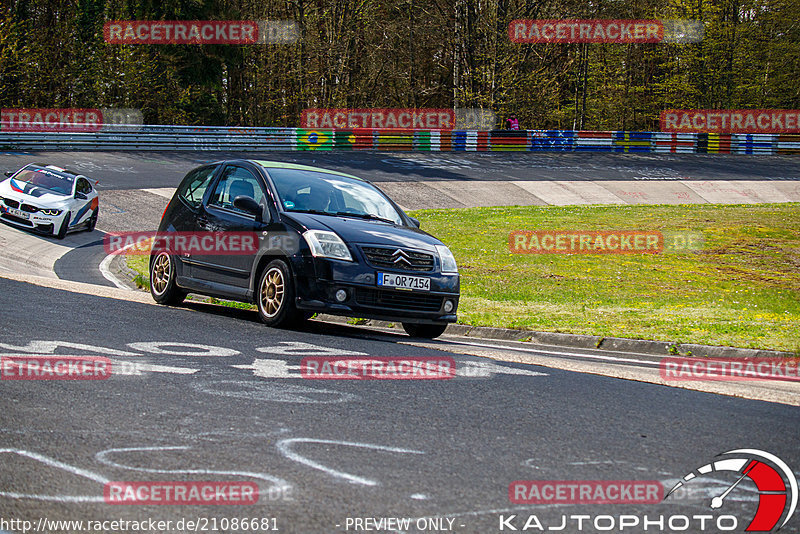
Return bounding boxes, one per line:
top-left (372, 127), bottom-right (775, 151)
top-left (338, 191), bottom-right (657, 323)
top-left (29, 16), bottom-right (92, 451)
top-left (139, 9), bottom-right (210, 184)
top-left (355, 287), bottom-right (443, 312)
top-left (1, 213), bottom-right (33, 226)
top-left (361, 246), bottom-right (434, 272)
top-left (3, 199), bottom-right (20, 209)
top-left (21, 204), bottom-right (39, 213)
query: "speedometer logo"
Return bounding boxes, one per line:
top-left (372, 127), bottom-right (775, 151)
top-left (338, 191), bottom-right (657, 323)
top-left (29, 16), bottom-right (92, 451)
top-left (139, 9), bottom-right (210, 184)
top-left (665, 449), bottom-right (798, 531)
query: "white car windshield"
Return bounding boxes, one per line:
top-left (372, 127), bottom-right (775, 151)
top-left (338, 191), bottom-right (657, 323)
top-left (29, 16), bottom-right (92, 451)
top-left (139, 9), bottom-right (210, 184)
top-left (12, 166), bottom-right (74, 196)
top-left (267, 168), bottom-right (403, 225)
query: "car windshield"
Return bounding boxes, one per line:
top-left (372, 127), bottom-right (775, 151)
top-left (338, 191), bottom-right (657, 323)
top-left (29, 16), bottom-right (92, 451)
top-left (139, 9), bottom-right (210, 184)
top-left (266, 168), bottom-right (403, 225)
top-left (11, 167), bottom-right (74, 196)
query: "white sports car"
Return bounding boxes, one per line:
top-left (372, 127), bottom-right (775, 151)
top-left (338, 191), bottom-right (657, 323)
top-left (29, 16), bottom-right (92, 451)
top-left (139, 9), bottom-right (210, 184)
top-left (0, 164), bottom-right (99, 239)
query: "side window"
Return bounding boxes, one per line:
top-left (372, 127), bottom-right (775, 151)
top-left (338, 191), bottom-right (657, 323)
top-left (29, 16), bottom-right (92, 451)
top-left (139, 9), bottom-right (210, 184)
top-left (209, 166), bottom-right (265, 215)
top-left (76, 178), bottom-right (92, 194)
top-left (177, 166), bottom-right (217, 209)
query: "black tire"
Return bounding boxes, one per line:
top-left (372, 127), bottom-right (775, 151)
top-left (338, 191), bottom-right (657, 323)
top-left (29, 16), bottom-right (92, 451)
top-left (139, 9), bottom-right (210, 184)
top-left (149, 251), bottom-right (186, 305)
top-left (56, 213), bottom-right (70, 239)
top-left (256, 259), bottom-right (303, 327)
top-left (87, 208), bottom-right (98, 232)
top-left (402, 323), bottom-right (448, 339)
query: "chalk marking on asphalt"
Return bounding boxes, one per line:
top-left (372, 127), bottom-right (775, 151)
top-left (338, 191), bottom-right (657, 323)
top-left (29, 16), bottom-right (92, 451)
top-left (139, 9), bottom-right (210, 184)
top-left (110, 360), bottom-right (199, 375)
top-left (234, 358), bottom-right (548, 379)
top-left (95, 446), bottom-right (291, 492)
top-left (0, 449), bottom-right (108, 503)
top-left (127, 341), bottom-right (239, 357)
top-left (256, 341), bottom-right (367, 357)
top-left (457, 360), bottom-right (548, 377)
top-left (0, 340), bottom-right (139, 357)
top-left (233, 359), bottom-right (298, 378)
top-left (276, 438), bottom-right (424, 487)
top-left (193, 379), bottom-right (358, 404)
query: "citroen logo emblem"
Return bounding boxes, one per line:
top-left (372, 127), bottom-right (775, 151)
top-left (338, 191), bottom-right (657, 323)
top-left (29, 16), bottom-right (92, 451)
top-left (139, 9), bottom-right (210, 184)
top-left (391, 249), bottom-right (412, 266)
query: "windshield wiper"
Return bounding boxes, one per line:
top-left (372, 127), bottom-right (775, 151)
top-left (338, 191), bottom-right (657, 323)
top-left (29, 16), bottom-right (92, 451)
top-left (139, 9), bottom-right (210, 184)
top-left (289, 209), bottom-right (334, 216)
top-left (333, 212), bottom-right (396, 224)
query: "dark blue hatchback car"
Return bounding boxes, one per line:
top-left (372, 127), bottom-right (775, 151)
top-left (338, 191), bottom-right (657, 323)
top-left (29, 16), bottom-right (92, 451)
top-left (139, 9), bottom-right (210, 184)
top-left (150, 160), bottom-right (459, 338)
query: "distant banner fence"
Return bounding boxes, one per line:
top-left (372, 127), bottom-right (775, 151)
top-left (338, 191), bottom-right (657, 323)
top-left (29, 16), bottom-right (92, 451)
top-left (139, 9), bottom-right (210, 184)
top-left (0, 125), bottom-right (798, 154)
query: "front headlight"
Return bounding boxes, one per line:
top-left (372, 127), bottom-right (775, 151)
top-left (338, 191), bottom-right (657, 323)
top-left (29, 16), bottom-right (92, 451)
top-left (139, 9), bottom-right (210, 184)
top-left (302, 230), bottom-right (353, 261)
top-left (41, 208), bottom-right (62, 216)
top-left (436, 244), bottom-right (458, 274)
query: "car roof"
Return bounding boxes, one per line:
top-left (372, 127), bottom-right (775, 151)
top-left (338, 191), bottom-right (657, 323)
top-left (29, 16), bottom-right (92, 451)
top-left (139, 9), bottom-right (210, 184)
top-left (26, 163), bottom-right (90, 182)
top-left (248, 160), bottom-right (365, 182)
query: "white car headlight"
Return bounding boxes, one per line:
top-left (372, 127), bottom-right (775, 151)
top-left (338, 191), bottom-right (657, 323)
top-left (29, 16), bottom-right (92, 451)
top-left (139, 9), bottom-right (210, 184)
top-left (302, 230), bottom-right (353, 261)
top-left (436, 244), bottom-right (458, 274)
top-left (40, 209), bottom-right (62, 216)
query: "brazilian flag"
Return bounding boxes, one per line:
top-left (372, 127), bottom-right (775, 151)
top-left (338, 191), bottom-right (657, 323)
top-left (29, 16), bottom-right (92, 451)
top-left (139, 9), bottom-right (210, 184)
top-left (334, 130), bottom-right (356, 150)
top-left (297, 130), bottom-right (333, 150)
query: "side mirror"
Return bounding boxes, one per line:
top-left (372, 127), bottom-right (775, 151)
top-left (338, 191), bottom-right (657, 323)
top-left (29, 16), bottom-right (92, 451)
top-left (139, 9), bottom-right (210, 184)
top-left (408, 216), bottom-right (421, 228)
top-left (75, 192), bottom-right (88, 200)
top-left (4, 171), bottom-right (13, 177)
top-left (233, 195), bottom-right (263, 222)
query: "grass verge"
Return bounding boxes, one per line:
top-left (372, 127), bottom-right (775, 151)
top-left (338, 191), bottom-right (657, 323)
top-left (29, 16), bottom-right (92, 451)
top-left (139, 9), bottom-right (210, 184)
top-left (410, 203), bottom-right (799, 352)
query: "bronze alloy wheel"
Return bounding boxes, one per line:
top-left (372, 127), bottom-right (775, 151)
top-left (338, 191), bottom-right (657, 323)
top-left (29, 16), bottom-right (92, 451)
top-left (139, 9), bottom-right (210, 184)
top-left (151, 252), bottom-right (171, 295)
top-left (260, 266), bottom-right (285, 318)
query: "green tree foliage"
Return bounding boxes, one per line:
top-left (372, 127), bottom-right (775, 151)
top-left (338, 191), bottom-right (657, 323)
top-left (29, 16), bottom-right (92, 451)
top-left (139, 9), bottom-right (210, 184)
top-left (0, 0), bottom-right (797, 129)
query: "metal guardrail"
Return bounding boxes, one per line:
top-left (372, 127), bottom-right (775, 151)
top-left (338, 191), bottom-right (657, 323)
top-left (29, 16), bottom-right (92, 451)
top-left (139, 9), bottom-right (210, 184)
top-left (0, 125), bottom-right (798, 154)
top-left (0, 125), bottom-right (298, 151)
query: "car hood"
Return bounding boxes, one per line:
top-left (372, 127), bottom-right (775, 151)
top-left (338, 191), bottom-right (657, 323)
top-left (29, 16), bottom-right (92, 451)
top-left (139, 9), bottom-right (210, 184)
top-left (0, 178), bottom-right (69, 206)
top-left (282, 212), bottom-right (443, 251)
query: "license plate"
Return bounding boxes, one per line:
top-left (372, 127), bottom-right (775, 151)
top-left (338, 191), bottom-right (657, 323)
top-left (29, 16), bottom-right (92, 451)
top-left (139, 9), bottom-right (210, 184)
top-left (8, 208), bottom-right (29, 219)
top-left (377, 272), bottom-right (430, 291)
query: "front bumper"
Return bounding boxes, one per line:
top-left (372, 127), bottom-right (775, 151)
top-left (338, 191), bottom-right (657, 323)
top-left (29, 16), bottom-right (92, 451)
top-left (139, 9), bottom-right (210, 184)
top-left (0, 206), bottom-right (59, 235)
top-left (291, 255), bottom-right (460, 324)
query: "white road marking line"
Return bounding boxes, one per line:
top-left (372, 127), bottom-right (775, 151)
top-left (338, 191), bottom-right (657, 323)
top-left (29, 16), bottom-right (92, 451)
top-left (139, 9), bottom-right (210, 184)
top-left (446, 339), bottom-right (662, 367)
top-left (99, 239), bottom-right (140, 290)
top-left (276, 438), bottom-right (424, 487)
top-left (98, 250), bottom-right (130, 289)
